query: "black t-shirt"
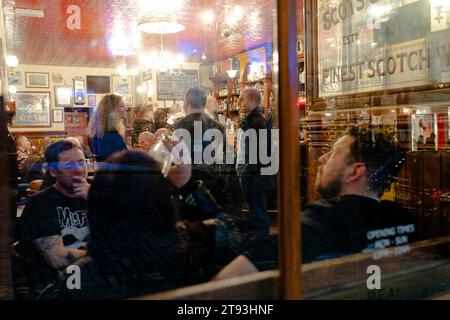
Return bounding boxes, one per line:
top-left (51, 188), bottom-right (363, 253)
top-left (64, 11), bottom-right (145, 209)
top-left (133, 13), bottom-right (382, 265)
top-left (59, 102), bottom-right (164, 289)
top-left (17, 186), bottom-right (90, 248)
top-left (301, 195), bottom-right (416, 262)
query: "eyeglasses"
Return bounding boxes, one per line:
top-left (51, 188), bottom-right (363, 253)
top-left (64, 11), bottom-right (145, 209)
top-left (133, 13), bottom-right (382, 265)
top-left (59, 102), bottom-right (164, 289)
top-left (57, 160), bottom-right (88, 171)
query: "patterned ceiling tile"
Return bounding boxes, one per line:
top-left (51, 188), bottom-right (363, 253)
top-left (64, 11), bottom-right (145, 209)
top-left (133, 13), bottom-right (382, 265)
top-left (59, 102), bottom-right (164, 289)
top-left (2, 0), bottom-right (288, 67)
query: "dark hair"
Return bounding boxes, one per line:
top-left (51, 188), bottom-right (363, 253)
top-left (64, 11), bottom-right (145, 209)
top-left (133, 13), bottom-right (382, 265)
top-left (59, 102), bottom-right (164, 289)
top-left (184, 87), bottom-right (206, 109)
top-left (346, 126), bottom-right (405, 196)
top-left (154, 109), bottom-right (166, 122)
top-left (88, 150), bottom-right (175, 227)
top-left (44, 139), bottom-right (81, 170)
top-left (241, 87), bottom-right (262, 106)
top-left (139, 107), bottom-right (153, 119)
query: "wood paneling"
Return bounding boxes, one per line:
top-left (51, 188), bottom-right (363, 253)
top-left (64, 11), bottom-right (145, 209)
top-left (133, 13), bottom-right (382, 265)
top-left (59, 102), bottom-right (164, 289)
top-left (277, 0), bottom-right (301, 300)
top-left (0, 108), bottom-right (17, 299)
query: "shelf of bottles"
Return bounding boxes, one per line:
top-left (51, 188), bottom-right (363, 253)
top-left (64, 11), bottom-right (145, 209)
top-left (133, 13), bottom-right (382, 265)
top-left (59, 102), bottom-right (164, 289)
top-left (228, 79), bottom-right (240, 113)
top-left (217, 99), bottom-right (228, 114)
top-left (217, 88), bottom-right (228, 98)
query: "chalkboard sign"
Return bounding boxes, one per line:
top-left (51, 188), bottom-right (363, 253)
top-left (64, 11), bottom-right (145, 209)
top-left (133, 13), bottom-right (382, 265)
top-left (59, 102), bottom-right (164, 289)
top-left (157, 70), bottom-right (199, 100)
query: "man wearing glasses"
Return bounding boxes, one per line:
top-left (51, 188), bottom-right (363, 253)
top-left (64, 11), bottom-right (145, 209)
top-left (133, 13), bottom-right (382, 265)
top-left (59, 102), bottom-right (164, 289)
top-left (15, 139), bottom-right (90, 270)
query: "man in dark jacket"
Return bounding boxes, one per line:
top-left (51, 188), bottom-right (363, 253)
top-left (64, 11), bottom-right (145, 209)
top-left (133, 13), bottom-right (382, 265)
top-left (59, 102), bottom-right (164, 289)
top-left (236, 88), bottom-right (273, 232)
top-left (172, 87), bottom-right (225, 162)
top-left (172, 87), bottom-right (232, 216)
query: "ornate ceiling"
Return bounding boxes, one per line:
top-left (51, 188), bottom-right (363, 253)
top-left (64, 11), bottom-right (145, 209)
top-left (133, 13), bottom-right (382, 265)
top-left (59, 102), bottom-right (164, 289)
top-left (2, 0), bottom-right (303, 67)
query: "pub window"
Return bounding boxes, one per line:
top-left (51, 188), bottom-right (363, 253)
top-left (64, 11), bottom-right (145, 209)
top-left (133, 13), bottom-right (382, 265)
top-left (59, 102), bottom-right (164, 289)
top-left (301, 0), bottom-right (450, 299)
top-left (0, 0), bottom-right (286, 300)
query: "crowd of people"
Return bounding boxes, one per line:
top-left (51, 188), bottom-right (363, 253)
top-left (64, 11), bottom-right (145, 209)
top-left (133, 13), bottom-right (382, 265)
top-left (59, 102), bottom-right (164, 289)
top-left (11, 87), bottom-right (417, 299)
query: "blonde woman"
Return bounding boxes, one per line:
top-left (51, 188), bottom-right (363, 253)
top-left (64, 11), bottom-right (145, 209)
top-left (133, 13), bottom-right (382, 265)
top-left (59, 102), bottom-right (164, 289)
top-left (87, 94), bottom-right (128, 162)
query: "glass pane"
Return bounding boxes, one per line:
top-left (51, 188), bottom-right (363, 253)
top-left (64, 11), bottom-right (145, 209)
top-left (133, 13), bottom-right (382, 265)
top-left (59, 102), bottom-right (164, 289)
top-left (0, 0), bottom-right (281, 299)
top-left (302, 0), bottom-right (450, 299)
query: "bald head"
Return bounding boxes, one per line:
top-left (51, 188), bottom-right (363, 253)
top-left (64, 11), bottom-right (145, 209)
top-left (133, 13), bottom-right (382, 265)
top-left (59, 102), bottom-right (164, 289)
top-left (16, 135), bottom-right (31, 151)
top-left (154, 128), bottom-right (169, 141)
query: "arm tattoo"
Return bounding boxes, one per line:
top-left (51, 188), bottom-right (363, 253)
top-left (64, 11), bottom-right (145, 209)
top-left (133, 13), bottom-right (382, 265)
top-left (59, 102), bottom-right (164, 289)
top-left (33, 235), bottom-right (63, 253)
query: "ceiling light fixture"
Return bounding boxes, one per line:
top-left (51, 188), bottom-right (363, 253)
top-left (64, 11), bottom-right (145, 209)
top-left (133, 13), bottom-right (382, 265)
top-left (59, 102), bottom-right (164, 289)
top-left (137, 21), bottom-right (185, 34)
top-left (5, 55), bottom-right (19, 68)
top-left (116, 55), bottom-right (139, 80)
top-left (226, 57), bottom-right (239, 79)
top-left (137, 20), bottom-right (185, 74)
top-left (8, 85), bottom-right (17, 94)
top-left (226, 69), bottom-right (238, 78)
top-left (202, 5), bottom-right (244, 40)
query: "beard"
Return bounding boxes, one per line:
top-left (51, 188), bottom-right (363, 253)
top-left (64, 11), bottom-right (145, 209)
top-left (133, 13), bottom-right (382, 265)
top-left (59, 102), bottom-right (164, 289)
top-left (315, 168), bottom-right (344, 199)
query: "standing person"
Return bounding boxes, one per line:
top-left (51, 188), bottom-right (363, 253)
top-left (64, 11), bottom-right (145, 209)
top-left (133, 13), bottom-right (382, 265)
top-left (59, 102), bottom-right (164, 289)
top-left (236, 88), bottom-right (273, 233)
top-left (15, 139), bottom-right (90, 270)
top-left (172, 87), bottom-right (225, 161)
top-left (153, 108), bottom-right (168, 132)
top-left (87, 94), bottom-right (128, 163)
top-left (131, 107), bottom-right (155, 147)
top-left (15, 135), bottom-right (32, 172)
top-left (167, 103), bottom-right (185, 126)
top-left (22, 139), bottom-right (48, 183)
top-left (172, 87), bottom-right (226, 198)
top-left (205, 96), bottom-right (219, 121)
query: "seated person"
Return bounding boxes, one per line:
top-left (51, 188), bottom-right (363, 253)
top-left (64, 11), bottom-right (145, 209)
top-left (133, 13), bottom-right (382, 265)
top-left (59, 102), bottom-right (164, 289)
top-left (138, 131), bottom-right (154, 153)
top-left (15, 139), bottom-right (91, 270)
top-left (154, 108), bottom-right (168, 132)
top-left (22, 139), bottom-right (48, 183)
top-left (40, 137), bottom-right (85, 191)
top-left (47, 151), bottom-right (258, 299)
top-left (215, 126), bottom-right (416, 279)
top-left (16, 135), bottom-right (32, 173)
top-left (154, 127), bottom-right (169, 141)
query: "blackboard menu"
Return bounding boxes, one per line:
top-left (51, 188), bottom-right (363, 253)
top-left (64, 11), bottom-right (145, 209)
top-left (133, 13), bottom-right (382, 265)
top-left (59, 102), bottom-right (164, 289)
top-left (157, 70), bottom-right (199, 100)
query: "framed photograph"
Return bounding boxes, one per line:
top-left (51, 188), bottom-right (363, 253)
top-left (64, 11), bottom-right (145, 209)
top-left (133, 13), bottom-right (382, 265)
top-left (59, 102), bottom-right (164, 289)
top-left (73, 77), bottom-right (86, 104)
top-left (12, 92), bottom-right (51, 127)
top-left (54, 85), bottom-right (73, 107)
top-left (8, 71), bottom-right (22, 85)
top-left (25, 72), bottom-right (49, 88)
top-left (86, 75), bottom-right (110, 93)
top-left (52, 108), bottom-right (64, 123)
top-left (142, 70), bottom-right (152, 81)
top-left (88, 95), bottom-right (97, 107)
top-left (112, 75), bottom-right (133, 105)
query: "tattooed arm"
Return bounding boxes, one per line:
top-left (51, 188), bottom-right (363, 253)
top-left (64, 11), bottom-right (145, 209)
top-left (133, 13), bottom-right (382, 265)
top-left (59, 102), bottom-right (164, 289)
top-left (33, 235), bottom-right (87, 269)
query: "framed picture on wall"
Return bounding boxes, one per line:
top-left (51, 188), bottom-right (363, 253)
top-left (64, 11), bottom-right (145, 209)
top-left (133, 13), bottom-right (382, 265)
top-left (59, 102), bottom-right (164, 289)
top-left (25, 72), bottom-right (49, 88)
top-left (73, 77), bottom-right (86, 104)
top-left (52, 109), bottom-right (64, 123)
top-left (8, 71), bottom-right (22, 85)
top-left (88, 95), bottom-right (97, 107)
top-left (142, 70), bottom-right (152, 81)
top-left (54, 85), bottom-right (73, 107)
top-left (112, 75), bottom-right (133, 105)
top-left (12, 91), bottom-right (51, 127)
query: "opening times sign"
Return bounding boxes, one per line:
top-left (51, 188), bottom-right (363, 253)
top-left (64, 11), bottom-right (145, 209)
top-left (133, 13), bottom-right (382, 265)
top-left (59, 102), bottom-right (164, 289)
top-left (318, 0), bottom-right (450, 97)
